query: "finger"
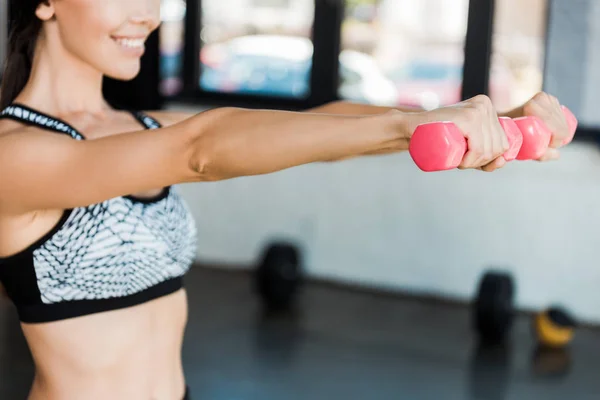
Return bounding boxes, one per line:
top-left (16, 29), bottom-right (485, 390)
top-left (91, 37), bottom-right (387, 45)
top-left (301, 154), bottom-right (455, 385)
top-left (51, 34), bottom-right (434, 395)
top-left (458, 124), bottom-right (485, 169)
top-left (548, 115), bottom-right (570, 149)
top-left (458, 148), bottom-right (483, 169)
top-left (549, 94), bottom-right (561, 107)
top-left (480, 156), bottom-right (506, 172)
top-left (536, 147), bottom-right (561, 162)
top-left (542, 95), bottom-right (570, 148)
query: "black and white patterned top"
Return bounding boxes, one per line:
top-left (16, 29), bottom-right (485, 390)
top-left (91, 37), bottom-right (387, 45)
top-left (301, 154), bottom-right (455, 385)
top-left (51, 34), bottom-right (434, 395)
top-left (0, 104), bottom-right (198, 323)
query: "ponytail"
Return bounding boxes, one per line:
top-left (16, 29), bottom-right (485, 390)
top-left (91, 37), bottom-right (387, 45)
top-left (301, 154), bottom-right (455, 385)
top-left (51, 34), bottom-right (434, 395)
top-left (0, 1), bottom-right (44, 109)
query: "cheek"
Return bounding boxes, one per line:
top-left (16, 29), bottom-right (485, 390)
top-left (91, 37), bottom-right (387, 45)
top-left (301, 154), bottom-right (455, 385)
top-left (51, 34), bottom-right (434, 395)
top-left (58, 12), bottom-right (127, 71)
top-left (59, 23), bottom-right (113, 68)
top-left (55, 0), bottom-right (125, 52)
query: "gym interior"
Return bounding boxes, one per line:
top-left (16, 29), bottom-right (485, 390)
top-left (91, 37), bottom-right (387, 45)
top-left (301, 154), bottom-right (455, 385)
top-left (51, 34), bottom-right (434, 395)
top-left (2, 0), bottom-right (600, 398)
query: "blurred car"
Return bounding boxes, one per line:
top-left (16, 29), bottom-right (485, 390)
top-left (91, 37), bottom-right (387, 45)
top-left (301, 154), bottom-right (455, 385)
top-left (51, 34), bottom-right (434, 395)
top-left (199, 35), bottom-right (398, 105)
top-left (200, 35), bottom-right (313, 98)
top-left (388, 61), bottom-right (463, 109)
top-left (338, 49), bottom-right (398, 106)
top-left (388, 58), bottom-right (513, 110)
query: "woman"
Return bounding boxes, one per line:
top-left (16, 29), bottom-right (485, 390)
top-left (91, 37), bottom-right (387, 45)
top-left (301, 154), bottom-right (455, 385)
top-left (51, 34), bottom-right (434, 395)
top-left (0, 1), bottom-right (572, 399)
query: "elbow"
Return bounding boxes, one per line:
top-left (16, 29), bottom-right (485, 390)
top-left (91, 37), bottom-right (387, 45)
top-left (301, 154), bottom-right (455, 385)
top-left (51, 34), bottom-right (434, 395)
top-left (184, 107), bottom-right (242, 182)
top-left (189, 148), bottom-right (227, 182)
top-left (185, 126), bottom-right (219, 183)
top-left (188, 151), bottom-right (213, 181)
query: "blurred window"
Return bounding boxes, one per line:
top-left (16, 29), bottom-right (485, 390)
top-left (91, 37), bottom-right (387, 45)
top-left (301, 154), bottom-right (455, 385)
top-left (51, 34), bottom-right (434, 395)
top-left (199, 0), bottom-right (315, 99)
top-left (339, 0), bottom-right (470, 109)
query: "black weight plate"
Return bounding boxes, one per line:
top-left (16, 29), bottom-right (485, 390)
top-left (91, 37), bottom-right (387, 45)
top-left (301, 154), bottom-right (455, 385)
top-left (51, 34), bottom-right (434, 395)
top-left (473, 270), bottom-right (515, 343)
top-left (255, 242), bottom-right (303, 309)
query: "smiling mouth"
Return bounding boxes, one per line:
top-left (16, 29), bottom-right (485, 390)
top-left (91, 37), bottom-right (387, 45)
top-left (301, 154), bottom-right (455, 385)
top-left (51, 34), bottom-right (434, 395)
top-left (111, 37), bottom-right (146, 49)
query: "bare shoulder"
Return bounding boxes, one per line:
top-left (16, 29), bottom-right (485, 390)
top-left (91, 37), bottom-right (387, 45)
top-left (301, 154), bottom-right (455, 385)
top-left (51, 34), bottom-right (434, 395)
top-left (0, 118), bottom-right (37, 138)
top-left (144, 110), bottom-right (196, 128)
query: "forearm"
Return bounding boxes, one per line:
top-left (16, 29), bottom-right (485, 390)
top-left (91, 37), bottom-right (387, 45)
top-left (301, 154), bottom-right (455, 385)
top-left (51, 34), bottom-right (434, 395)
top-left (306, 100), bottom-right (422, 116)
top-left (186, 107), bottom-right (407, 181)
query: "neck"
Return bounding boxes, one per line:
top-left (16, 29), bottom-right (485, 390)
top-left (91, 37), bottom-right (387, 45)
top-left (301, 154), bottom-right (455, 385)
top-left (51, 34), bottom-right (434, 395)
top-left (16, 36), bottom-right (109, 115)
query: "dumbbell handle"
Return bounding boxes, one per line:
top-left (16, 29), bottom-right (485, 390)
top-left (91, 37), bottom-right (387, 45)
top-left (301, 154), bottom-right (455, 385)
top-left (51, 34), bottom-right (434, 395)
top-left (409, 106), bottom-right (577, 172)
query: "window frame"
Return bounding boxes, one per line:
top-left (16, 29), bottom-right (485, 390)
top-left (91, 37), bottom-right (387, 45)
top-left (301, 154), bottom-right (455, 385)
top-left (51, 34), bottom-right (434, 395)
top-left (172, 0), bottom-right (490, 111)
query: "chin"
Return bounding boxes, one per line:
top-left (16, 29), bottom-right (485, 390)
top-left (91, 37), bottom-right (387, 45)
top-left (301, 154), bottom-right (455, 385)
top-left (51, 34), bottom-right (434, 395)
top-left (104, 64), bottom-right (142, 81)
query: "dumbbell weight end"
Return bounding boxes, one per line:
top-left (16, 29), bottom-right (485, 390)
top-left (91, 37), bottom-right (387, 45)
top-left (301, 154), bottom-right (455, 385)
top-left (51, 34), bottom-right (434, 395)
top-left (408, 122), bottom-right (467, 172)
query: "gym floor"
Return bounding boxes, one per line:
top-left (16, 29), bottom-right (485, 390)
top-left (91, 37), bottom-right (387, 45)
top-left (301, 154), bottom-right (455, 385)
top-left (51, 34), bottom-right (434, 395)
top-left (1, 266), bottom-right (600, 400)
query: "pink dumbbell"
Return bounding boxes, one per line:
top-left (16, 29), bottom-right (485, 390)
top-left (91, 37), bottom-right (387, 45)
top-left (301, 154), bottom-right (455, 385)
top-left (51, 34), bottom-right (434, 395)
top-left (409, 107), bottom-right (577, 172)
top-left (514, 105), bottom-right (577, 159)
top-left (408, 117), bottom-right (525, 172)
top-left (513, 116), bottom-right (551, 160)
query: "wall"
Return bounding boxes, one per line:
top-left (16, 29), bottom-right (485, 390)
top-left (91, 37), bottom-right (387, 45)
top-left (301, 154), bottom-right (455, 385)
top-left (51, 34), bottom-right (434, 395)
top-left (170, 0), bottom-right (600, 325)
top-left (582, 0), bottom-right (600, 125)
top-left (544, 0), bottom-right (597, 126)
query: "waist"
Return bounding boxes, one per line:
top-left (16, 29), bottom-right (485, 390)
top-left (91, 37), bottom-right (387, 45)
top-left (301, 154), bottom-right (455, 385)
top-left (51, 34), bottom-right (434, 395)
top-left (29, 371), bottom-right (187, 400)
top-left (22, 289), bottom-right (188, 399)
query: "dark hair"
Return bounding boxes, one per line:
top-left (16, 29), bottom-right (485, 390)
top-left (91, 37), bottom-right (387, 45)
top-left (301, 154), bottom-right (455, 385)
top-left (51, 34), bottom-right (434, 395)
top-left (0, 1), bottom-right (45, 109)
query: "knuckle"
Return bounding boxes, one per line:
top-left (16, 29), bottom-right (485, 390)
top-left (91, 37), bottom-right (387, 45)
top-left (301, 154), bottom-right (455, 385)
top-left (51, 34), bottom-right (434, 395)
top-left (534, 91), bottom-right (548, 101)
top-left (473, 94), bottom-right (488, 103)
top-left (523, 101), bottom-right (535, 115)
top-left (474, 94), bottom-right (493, 108)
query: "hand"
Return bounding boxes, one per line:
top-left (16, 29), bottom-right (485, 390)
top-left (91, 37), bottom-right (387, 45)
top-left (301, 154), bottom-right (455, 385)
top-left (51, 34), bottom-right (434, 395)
top-left (504, 92), bottom-right (571, 161)
top-left (405, 95), bottom-right (509, 172)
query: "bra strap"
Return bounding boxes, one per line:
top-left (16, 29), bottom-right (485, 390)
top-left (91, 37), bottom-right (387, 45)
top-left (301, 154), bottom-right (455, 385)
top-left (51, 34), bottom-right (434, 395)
top-left (0, 104), bottom-right (85, 140)
top-left (130, 111), bottom-right (162, 130)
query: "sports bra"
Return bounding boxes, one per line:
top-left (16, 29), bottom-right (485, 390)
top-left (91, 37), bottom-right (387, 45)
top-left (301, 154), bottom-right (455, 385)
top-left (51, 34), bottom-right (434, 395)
top-left (0, 103), bottom-right (198, 323)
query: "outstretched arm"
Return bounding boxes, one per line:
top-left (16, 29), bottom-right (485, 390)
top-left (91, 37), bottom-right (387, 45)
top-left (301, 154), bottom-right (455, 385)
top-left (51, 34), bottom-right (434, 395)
top-left (147, 102), bottom-right (424, 160)
top-left (0, 107), bottom-right (410, 214)
top-left (2, 93), bottom-right (521, 216)
top-left (149, 91), bottom-right (573, 163)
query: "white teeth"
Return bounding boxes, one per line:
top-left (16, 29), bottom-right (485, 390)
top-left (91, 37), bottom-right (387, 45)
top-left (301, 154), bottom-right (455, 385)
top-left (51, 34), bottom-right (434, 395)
top-left (114, 38), bottom-right (145, 49)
